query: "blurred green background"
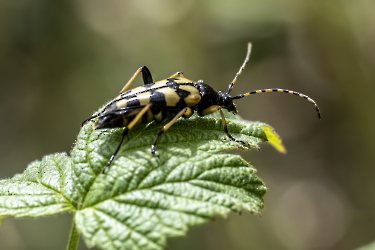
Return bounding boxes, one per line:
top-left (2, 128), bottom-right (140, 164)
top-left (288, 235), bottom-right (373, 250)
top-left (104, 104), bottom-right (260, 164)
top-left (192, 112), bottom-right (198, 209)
top-left (1, 0), bottom-right (374, 249)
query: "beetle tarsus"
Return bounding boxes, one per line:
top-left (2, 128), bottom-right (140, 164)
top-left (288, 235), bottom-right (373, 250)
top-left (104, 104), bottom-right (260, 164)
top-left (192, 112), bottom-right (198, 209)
top-left (151, 146), bottom-right (160, 158)
top-left (227, 136), bottom-right (249, 148)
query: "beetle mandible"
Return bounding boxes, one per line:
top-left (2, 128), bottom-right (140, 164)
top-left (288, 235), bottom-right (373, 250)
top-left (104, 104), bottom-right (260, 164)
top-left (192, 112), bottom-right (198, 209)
top-left (83, 43), bottom-right (321, 173)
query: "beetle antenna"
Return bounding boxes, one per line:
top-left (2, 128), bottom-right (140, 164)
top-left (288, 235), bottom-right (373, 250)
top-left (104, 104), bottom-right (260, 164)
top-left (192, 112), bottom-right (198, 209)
top-left (232, 88), bottom-right (321, 119)
top-left (227, 43), bottom-right (252, 94)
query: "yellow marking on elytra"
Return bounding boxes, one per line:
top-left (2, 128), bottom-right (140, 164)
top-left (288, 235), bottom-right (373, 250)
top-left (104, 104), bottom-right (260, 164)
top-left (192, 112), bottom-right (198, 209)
top-left (136, 92), bottom-right (151, 106)
top-left (116, 98), bottom-right (129, 109)
top-left (185, 94), bottom-right (201, 106)
top-left (179, 85), bottom-right (199, 93)
top-left (124, 84), bottom-right (158, 96)
top-left (156, 88), bottom-right (180, 106)
top-left (174, 77), bottom-right (193, 84)
top-left (134, 86), bottom-right (147, 93)
top-left (179, 85), bottom-right (201, 106)
top-left (119, 77), bottom-right (195, 100)
top-left (120, 80), bottom-right (169, 98)
top-left (152, 80), bottom-right (169, 88)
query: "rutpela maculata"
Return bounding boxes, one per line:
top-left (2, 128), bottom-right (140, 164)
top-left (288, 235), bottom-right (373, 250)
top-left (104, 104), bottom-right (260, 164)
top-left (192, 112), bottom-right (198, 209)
top-left (83, 43), bottom-right (321, 173)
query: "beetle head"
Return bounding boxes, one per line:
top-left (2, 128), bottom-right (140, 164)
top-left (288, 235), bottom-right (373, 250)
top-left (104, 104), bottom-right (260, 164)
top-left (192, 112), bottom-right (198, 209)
top-left (218, 91), bottom-right (238, 114)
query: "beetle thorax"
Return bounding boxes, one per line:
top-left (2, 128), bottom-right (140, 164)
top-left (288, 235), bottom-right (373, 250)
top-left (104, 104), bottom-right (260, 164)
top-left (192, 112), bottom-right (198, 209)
top-left (196, 83), bottom-right (238, 115)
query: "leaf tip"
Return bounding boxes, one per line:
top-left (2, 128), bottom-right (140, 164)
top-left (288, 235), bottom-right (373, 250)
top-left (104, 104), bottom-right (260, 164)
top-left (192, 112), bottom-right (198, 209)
top-left (260, 125), bottom-right (286, 154)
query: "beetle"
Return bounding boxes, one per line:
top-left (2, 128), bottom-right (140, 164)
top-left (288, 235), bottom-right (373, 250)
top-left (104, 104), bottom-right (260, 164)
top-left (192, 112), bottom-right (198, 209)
top-left (83, 43), bottom-right (321, 173)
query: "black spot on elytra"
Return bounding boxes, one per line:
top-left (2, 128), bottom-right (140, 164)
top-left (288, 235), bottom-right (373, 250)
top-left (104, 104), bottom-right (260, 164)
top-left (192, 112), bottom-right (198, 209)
top-left (126, 97), bottom-right (140, 107)
top-left (175, 89), bottom-right (190, 106)
top-left (150, 91), bottom-right (166, 107)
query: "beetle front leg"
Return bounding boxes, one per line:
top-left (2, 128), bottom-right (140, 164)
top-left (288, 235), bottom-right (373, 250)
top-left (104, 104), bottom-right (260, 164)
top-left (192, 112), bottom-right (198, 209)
top-left (201, 105), bottom-right (248, 147)
top-left (218, 107), bottom-right (248, 147)
top-left (151, 107), bottom-right (190, 157)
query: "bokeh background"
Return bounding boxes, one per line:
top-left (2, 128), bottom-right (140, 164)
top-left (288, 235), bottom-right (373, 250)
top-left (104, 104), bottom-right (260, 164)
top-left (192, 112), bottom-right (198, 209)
top-left (1, 0), bottom-right (374, 249)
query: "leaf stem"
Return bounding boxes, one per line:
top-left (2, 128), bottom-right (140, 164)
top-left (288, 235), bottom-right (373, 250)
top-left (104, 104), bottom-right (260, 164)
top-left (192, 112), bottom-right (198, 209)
top-left (66, 214), bottom-right (80, 250)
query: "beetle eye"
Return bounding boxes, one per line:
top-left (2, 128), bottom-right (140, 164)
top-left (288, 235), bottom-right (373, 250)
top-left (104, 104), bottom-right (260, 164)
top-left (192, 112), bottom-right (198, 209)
top-left (225, 98), bottom-right (234, 108)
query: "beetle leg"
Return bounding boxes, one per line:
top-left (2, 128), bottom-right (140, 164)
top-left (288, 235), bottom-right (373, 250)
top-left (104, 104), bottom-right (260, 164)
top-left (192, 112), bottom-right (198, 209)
top-left (218, 107), bottom-right (248, 147)
top-left (201, 105), bottom-right (248, 147)
top-left (141, 66), bottom-right (153, 85)
top-left (201, 105), bottom-right (221, 116)
top-left (103, 103), bottom-right (153, 173)
top-left (168, 71), bottom-right (185, 79)
top-left (151, 107), bottom-right (190, 157)
top-left (120, 66), bottom-right (153, 94)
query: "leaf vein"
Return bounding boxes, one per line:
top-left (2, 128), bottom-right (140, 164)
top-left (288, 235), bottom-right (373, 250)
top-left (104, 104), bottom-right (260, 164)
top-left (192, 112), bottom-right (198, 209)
top-left (94, 208), bottom-right (163, 249)
top-left (26, 180), bottom-right (74, 209)
top-left (92, 209), bottom-right (117, 250)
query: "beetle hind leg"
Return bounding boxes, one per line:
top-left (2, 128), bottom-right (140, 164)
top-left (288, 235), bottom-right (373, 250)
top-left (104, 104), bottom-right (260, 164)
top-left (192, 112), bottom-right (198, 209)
top-left (103, 103), bottom-right (153, 173)
top-left (120, 66), bottom-right (154, 94)
top-left (103, 127), bottom-right (129, 173)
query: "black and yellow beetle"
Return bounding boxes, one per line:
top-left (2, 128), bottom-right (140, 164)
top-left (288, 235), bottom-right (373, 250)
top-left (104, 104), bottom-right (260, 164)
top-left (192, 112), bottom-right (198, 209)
top-left (83, 43), bottom-right (321, 173)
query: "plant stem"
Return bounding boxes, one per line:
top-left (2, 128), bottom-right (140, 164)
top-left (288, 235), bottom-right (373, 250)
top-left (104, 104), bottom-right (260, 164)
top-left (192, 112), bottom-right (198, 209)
top-left (67, 214), bottom-right (80, 250)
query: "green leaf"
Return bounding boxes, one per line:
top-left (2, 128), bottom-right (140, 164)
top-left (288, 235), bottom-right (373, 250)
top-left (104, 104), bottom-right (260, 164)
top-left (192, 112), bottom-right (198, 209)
top-left (0, 106), bottom-right (285, 250)
top-left (357, 241), bottom-right (375, 250)
top-left (0, 153), bottom-right (78, 218)
top-left (71, 110), bottom-right (279, 250)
